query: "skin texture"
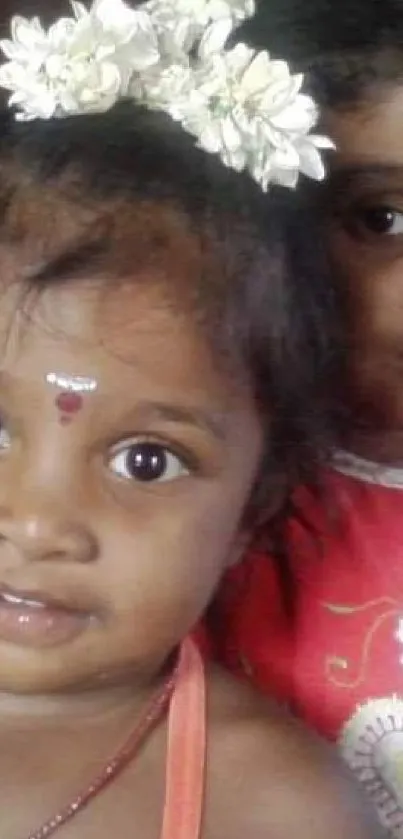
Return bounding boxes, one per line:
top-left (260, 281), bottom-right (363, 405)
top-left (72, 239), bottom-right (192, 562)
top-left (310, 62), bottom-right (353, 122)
top-left (324, 84), bottom-right (403, 463)
top-left (0, 215), bottom-right (383, 838)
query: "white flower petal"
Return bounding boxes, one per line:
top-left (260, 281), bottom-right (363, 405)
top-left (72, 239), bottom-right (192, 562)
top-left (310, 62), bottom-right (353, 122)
top-left (48, 18), bottom-right (77, 50)
top-left (241, 50), bottom-right (274, 96)
top-left (8, 89), bottom-right (27, 106)
top-left (0, 39), bottom-right (25, 62)
top-left (30, 92), bottom-right (58, 119)
top-left (296, 140), bottom-right (326, 181)
top-left (98, 60), bottom-right (122, 92)
top-left (261, 79), bottom-right (297, 116)
top-left (310, 134), bottom-right (336, 150)
top-left (11, 16), bottom-right (45, 49)
top-left (267, 59), bottom-right (293, 81)
top-left (225, 42), bottom-right (254, 74)
top-left (199, 122), bottom-right (223, 153)
top-left (0, 63), bottom-right (15, 90)
top-left (231, 104), bottom-right (252, 135)
top-left (0, 60), bottom-right (30, 90)
top-left (221, 114), bottom-right (242, 151)
top-left (91, 0), bottom-right (139, 30)
top-left (207, 0), bottom-right (255, 22)
top-left (160, 19), bottom-right (198, 56)
top-left (198, 18), bottom-right (233, 58)
top-left (71, 1), bottom-right (89, 21)
top-left (270, 98), bottom-right (317, 134)
top-left (274, 167), bottom-right (300, 189)
top-left (222, 146), bottom-right (246, 171)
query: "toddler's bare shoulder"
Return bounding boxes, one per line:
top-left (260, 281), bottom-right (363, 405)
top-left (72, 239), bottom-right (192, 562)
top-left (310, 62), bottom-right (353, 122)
top-left (203, 666), bottom-right (385, 839)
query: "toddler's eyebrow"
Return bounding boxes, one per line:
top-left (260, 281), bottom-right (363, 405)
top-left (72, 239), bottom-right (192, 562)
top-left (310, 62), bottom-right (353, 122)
top-left (0, 374), bottom-right (228, 441)
top-left (123, 400), bottom-right (227, 442)
top-left (26, 239), bottom-right (107, 285)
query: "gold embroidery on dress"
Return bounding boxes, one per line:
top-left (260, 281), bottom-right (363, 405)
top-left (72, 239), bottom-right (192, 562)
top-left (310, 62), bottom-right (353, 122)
top-left (322, 598), bottom-right (399, 689)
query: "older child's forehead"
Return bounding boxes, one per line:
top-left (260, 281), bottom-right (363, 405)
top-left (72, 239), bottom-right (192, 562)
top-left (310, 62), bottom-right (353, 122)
top-left (325, 84), bottom-right (403, 171)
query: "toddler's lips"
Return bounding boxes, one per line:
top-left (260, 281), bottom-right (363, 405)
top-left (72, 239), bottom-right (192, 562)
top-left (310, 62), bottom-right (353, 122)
top-left (0, 587), bottom-right (91, 648)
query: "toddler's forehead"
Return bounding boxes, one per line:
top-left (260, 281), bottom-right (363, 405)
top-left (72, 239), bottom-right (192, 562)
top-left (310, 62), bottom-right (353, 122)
top-left (0, 279), bottom-right (236, 407)
top-left (0, 170), bottom-right (248, 402)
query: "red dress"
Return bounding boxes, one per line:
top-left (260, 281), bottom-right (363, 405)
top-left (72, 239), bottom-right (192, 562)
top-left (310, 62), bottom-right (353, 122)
top-left (213, 452), bottom-right (403, 837)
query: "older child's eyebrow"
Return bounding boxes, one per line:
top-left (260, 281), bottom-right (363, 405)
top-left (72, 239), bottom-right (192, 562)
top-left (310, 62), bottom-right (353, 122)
top-left (123, 400), bottom-right (228, 442)
top-left (329, 163), bottom-right (403, 191)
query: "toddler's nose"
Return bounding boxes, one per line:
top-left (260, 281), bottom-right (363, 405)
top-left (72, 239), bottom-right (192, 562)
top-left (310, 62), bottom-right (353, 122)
top-left (0, 493), bottom-right (97, 564)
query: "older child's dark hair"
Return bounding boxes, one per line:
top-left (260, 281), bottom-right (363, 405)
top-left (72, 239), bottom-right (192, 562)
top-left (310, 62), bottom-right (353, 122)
top-left (0, 97), bottom-right (341, 544)
top-left (244, 0), bottom-right (403, 109)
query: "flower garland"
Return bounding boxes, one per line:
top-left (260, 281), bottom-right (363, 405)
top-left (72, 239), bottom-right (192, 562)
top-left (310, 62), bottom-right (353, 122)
top-left (0, 0), bottom-right (334, 190)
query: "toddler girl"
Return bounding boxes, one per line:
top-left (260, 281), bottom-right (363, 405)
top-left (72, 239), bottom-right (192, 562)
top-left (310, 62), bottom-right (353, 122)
top-left (0, 0), bottom-right (379, 837)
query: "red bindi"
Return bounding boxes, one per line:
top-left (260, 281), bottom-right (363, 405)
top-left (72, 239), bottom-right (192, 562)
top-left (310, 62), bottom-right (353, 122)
top-left (46, 374), bottom-right (97, 425)
top-left (55, 391), bottom-right (84, 422)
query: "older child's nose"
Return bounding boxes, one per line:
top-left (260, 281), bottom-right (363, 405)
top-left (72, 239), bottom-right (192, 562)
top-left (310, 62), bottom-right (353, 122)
top-left (0, 493), bottom-right (98, 564)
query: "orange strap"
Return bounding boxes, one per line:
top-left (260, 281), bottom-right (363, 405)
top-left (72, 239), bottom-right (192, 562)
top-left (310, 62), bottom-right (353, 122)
top-left (161, 638), bottom-right (206, 839)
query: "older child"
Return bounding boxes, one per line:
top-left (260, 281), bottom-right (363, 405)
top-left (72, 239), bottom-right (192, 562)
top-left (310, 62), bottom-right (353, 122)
top-left (213, 1), bottom-right (403, 834)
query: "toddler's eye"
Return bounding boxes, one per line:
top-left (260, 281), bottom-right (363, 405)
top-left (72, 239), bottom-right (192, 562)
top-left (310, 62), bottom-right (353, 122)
top-left (352, 206), bottom-right (403, 237)
top-left (108, 441), bottom-right (190, 484)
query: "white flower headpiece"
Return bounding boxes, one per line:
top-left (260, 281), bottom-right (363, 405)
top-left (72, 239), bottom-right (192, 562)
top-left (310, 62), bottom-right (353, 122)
top-left (0, 0), bottom-right (334, 190)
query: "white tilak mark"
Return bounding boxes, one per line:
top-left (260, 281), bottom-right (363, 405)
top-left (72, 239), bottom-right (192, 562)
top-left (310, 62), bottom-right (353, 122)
top-left (45, 373), bottom-right (98, 393)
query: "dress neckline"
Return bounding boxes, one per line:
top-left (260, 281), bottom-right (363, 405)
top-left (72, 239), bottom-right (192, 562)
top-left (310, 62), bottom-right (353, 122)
top-left (332, 450), bottom-right (403, 490)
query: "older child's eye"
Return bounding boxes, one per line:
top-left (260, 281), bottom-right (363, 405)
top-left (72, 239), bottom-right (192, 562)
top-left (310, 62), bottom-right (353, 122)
top-left (353, 206), bottom-right (403, 236)
top-left (108, 441), bottom-right (190, 484)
